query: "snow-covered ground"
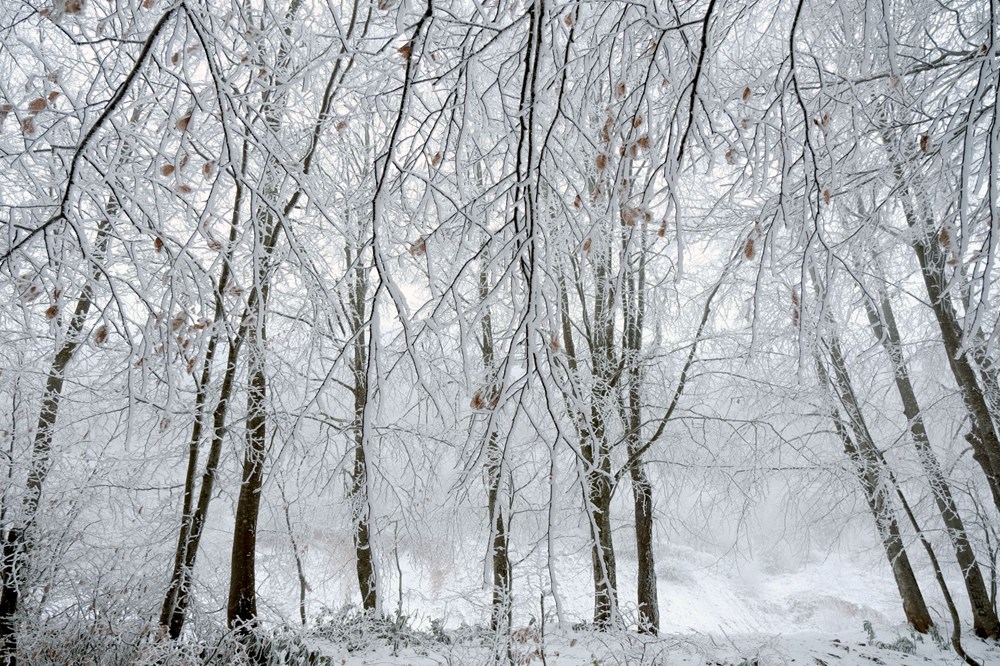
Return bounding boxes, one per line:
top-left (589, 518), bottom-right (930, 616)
top-left (270, 544), bottom-right (999, 665)
top-left (306, 627), bottom-right (998, 665)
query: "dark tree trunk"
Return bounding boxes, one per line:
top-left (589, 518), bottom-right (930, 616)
top-left (557, 267), bottom-right (618, 629)
top-left (882, 134), bottom-right (1000, 511)
top-left (349, 251), bottom-right (378, 612)
top-left (160, 146), bottom-right (246, 637)
top-left (0, 217), bottom-right (111, 666)
top-left (587, 238), bottom-right (619, 629)
top-left (478, 267), bottom-right (511, 635)
top-left (227, 311), bottom-right (268, 630)
top-left (863, 289), bottom-right (1000, 638)
top-left (587, 461), bottom-right (617, 628)
top-left (485, 430), bottom-right (511, 633)
top-left (226, 185), bottom-right (279, 632)
top-left (162, 331), bottom-right (243, 638)
top-left (622, 231), bottom-right (658, 634)
top-left (629, 463), bottom-right (658, 633)
top-left (817, 339), bottom-right (933, 633)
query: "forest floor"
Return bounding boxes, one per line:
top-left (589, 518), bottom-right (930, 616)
top-left (254, 543), bottom-right (997, 664)
top-left (305, 626), bottom-right (1000, 665)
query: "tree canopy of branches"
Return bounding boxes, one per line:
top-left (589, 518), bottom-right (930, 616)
top-left (0, 0), bottom-right (998, 662)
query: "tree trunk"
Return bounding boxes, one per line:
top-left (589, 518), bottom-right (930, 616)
top-left (629, 463), bottom-right (658, 633)
top-left (817, 339), bottom-right (934, 633)
top-left (557, 267), bottom-right (618, 629)
top-left (587, 237), bottom-right (619, 628)
top-left (478, 267), bottom-right (511, 635)
top-left (227, 294), bottom-right (268, 630)
top-left (863, 287), bottom-right (1000, 637)
top-left (0, 216), bottom-right (111, 665)
top-left (348, 249), bottom-right (378, 612)
top-left (162, 330), bottom-right (243, 637)
top-left (622, 230), bottom-right (658, 634)
top-left (587, 462), bottom-right (617, 628)
top-left (882, 133), bottom-right (1000, 511)
top-left (160, 142), bottom-right (248, 638)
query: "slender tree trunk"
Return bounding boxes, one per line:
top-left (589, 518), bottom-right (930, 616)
top-left (817, 339), bottom-right (933, 633)
top-left (882, 132), bottom-right (1000, 511)
top-left (622, 230), bottom-right (658, 634)
top-left (348, 249), bottom-right (377, 611)
top-left (862, 287), bottom-right (1000, 637)
top-left (228, 278), bottom-right (269, 631)
top-left (0, 214), bottom-right (112, 665)
top-left (159, 142), bottom-right (248, 638)
top-left (893, 472), bottom-right (981, 665)
top-left (226, 149), bottom-right (282, 637)
top-left (478, 267), bottom-right (511, 635)
top-left (163, 330), bottom-right (243, 637)
top-left (587, 238), bottom-right (619, 629)
top-left (556, 267), bottom-right (618, 629)
top-left (280, 488), bottom-right (309, 627)
top-left (225, 0), bottom-right (309, 632)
